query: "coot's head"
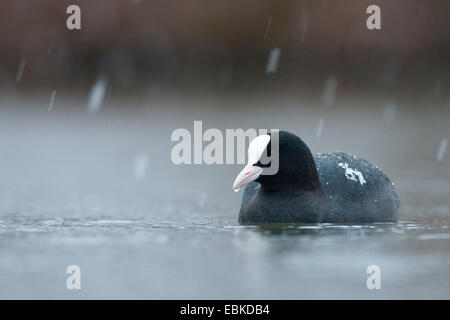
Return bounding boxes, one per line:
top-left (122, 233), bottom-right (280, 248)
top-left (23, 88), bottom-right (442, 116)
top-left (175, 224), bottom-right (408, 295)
top-left (233, 130), bottom-right (321, 191)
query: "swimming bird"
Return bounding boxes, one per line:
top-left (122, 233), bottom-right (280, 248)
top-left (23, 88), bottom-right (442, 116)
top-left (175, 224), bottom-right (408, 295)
top-left (233, 131), bottom-right (399, 223)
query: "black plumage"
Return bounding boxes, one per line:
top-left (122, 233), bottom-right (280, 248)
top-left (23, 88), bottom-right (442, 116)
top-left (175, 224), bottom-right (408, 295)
top-left (238, 131), bottom-right (399, 223)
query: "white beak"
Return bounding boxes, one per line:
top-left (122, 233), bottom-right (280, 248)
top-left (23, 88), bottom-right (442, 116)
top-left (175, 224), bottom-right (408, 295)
top-left (232, 134), bottom-right (271, 191)
top-left (232, 165), bottom-right (263, 191)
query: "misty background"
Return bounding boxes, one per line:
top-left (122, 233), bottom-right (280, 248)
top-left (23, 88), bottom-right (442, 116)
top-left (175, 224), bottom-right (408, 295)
top-left (0, 0), bottom-right (448, 219)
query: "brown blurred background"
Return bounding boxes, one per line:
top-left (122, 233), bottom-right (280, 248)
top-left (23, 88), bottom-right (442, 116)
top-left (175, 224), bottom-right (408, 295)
top-left (1, 0), bottom-right (450, 96)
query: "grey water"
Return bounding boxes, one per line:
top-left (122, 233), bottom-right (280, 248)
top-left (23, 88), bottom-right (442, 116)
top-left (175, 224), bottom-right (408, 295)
top-left (0, 92), bottom-right (449, 299)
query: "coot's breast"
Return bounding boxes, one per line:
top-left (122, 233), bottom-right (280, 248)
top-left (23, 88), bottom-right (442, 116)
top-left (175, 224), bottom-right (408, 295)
top-left (314, 152), bottom-right (399, 222)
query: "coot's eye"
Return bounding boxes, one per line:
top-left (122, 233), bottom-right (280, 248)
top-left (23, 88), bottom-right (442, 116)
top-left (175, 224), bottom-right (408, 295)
top-left (255, 144), bottom-right (271, 167)
top-left (256, 159), bottom-right (271, 168)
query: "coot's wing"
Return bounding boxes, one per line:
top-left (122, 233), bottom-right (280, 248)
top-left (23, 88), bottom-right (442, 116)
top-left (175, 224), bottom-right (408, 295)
top-left (314, 152), bottom-right (399, 222)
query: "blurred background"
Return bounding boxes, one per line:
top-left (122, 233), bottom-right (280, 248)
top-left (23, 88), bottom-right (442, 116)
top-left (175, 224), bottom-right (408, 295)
top-left (1, 0), bottom-right (450, 91)
top-left (0, 0), bottom-right (449, 217)
top-left (0, 0), bottom-right (449, 299)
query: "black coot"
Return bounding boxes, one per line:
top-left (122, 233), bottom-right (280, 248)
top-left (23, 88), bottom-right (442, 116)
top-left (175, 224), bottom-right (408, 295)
top-left (233, 131), bottom-right (399, 223)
